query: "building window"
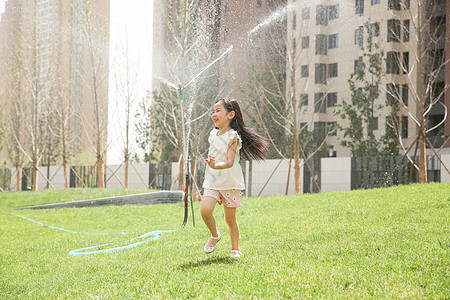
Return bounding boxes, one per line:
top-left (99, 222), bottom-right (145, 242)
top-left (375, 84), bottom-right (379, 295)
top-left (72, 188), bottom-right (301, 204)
top-left (355, 0), bottom-right (364, 15)
top-left (301, 65), bottom-right (309, 77)
top-left (370, 22), bottom-right (380, 37)
top-left (402, 84), bottom-right (408, 106)
top-left (355, 88), bottom-right (363, 102)
top-left (371, 0), bottom-right (380, 4)
top-left (302, 7), bottom-right (310, 20)
top-left (316, 5), bottom-right (328, 26)
top-left (315, 64), bottom-right (327, 84)
top-left (388, 0), bottom-right (401, 10)
top-left (404, 0), bottom-right (410, 10)
top-left (402, 52), bottom-right (409, 74)
top-left (301, 94), bottom-right (309, 107)
top-left (369, 84), bottom-right (379, 99)
top-left (315, 35), bottom-right (328, 55)
top-left (386, 83), bottom-right (400, 105)
top-left (328, 63), bottom-right (338, 78)
top-left (354, 56), bottom-right (363, 70)
top-left (328, 34), bottom-right (338, 49)
top-left (224, 28), bottom-right (229, 41)
top-left (403, 20), bottom-right (410, 42)
top-left (401, 116), bottom-right (408, 138)
top-left (224, 3), bottom-right (229, 16)
top-left (314, 121), bottom-right (326, 137)
top-left (257, 0), bottom-right (262, 8)
top-left (387, 19), bottom-right (401, 42)
top-left (386, 51), bottom-right (400, 74)
top-left (327, 122), bottom-right (338, 135)
top-left (314, 93), bottom-right (326, 113)
top-left (302, 36), bottom-right (310, 49)
top-left (355, 26), bottom-right (363, 47)
top-left (373, 117), bottom-right (379, 130)
top-left (327, 92), bottom-right (337, 107)
top-left (300, 122), bottom-right (308, 131)
top-left (329, 4), bottom-right (339, 20)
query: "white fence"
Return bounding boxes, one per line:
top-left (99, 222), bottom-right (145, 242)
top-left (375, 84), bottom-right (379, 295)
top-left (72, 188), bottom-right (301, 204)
top-left (4, 154), bottom-right (450, 194)
top-left (171, 159), bottom-right (300, 197)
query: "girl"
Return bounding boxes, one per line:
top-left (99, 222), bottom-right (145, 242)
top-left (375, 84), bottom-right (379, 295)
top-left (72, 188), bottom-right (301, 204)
top-left (201, 98), bottom-right (269, 258)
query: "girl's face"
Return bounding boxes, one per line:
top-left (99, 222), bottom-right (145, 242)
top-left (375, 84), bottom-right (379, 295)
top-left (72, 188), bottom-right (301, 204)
top-left (211, 101), bottom-right (235, 129)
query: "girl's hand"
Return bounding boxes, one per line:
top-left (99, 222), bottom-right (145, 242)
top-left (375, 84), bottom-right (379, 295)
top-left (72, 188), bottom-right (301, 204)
top-left (205, 155), bottom-right (216, 168)
top-left (206, 134), bottom-right (238, 170)
top-left (228, 133), bottom-right (238, 150)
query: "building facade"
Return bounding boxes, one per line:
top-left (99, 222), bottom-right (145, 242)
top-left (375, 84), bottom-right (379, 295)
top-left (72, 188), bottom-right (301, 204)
top-left (288, 0), bottom-right (449, 157)
top-left (152, 0), bottom-right (448, 160)
top-left (0, 0), bottom-right (110, 166)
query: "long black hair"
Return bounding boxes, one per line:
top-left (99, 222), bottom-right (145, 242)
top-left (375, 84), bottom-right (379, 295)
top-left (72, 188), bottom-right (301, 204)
top-left (217, 98), bottom-right (270, 161)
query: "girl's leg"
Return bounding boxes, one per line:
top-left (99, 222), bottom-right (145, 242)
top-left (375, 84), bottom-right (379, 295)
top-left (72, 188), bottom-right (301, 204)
top-left (223, 206), bottom-right (239, 251)
top-left (201, 196), bottom-right (220, 247)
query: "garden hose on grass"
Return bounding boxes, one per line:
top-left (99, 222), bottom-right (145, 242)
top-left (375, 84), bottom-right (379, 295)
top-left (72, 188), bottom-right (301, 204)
top-left (13, 213), bottom-right (176, 256)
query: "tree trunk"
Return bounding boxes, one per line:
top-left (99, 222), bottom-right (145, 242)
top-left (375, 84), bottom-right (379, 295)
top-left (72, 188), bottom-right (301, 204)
top-left (289, 33), bottom-right (300, 194)
top-left (62, 135), bottom-right (69, 188)
top-left (416, 0), bottom-right (427, 184)
top-left (125, 157), bottom-right (129, 189)
top-left (293, 128), bottom-right (300, 194)
top-left (16, 165), bottom-right (21, 191)
top-left (418, 128), bottom-right (427, 183)
top-left (32, 159), bottom-right (38, 191)
top-left (192, 154), bottom-right (198, 202)
top-left (63, 158), bottom-right (69, 189)
top-left (97, 140), bottom-right (104, 188)
top-left (178, 155), bottom-right (184, 190)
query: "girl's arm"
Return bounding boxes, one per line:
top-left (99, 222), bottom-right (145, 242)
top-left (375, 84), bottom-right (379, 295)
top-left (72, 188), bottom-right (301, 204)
top-left (205, 134), bottom-right (239, 169)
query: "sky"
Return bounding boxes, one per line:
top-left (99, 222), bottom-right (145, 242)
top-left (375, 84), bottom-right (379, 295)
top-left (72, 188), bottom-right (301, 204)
top-left (0, 0), bottom-right (152, 165)
top-left (108, 0), bottom-right (153, 165)
top-left (0, 0), bottom-right (5, 15)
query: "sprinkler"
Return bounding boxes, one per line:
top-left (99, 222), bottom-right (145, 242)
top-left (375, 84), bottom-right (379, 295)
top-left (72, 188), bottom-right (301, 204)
top-left (179, 84), bottom-right (195, 228)
top-left (175, 46), bottom-right (235, 228)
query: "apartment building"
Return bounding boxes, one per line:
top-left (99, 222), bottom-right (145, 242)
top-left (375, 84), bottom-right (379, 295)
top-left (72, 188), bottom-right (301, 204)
top-left (288, 0), bottom-right (449, 157)
top-left (0, 0), bottom-right (110, 164)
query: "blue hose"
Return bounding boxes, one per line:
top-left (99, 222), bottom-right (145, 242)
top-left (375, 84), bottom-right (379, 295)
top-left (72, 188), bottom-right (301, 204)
top-left (13, 214), bottom-right (177, 256)
top-left (68, 230), bottom-right (176, 256)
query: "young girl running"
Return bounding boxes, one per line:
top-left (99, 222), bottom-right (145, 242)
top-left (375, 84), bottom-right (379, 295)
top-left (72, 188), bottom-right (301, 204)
top-left (201, 98), bottom-right (269, 258)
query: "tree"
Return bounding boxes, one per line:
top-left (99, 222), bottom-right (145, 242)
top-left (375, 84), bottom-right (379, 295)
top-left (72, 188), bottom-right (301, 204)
top-left (336, 22), bottom-right (399, 187)
top-left (111, 35), bottom-right (139, 188)
top-left (384, 0), bottom-right (449, 183)
top-left (148, 1), bottom-right (222, 192)
top-left (242, 0), bottom-right (328, 194)
top-left (75, 0), bottom-right (110, 188)
top-left (0, 110), bottom-right (4, 152)
top-left (1, 28), bottom-right (26, 191)
top-left (7, 3), bottom-right (54, 191)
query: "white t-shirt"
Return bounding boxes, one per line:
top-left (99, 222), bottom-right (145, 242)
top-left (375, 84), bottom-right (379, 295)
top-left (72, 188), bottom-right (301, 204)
top-left (203, 128), bottom-right (245, 190)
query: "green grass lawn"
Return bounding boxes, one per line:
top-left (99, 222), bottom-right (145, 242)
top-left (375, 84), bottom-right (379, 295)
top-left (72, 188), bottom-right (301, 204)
top-left (0, 184), bottom-right (448, 299)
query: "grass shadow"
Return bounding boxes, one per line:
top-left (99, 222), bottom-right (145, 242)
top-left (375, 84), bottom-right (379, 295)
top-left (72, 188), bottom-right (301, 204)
top-left (178, 256), bottom-right (236, 270)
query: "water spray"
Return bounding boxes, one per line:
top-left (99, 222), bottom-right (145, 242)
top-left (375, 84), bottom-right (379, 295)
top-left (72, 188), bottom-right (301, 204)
top-left (178, 45), bottom-right (235, 228)
top-left (247, 4), bottom-right (293, 37)
top-left (183, 45), bottom-right (233, 90)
